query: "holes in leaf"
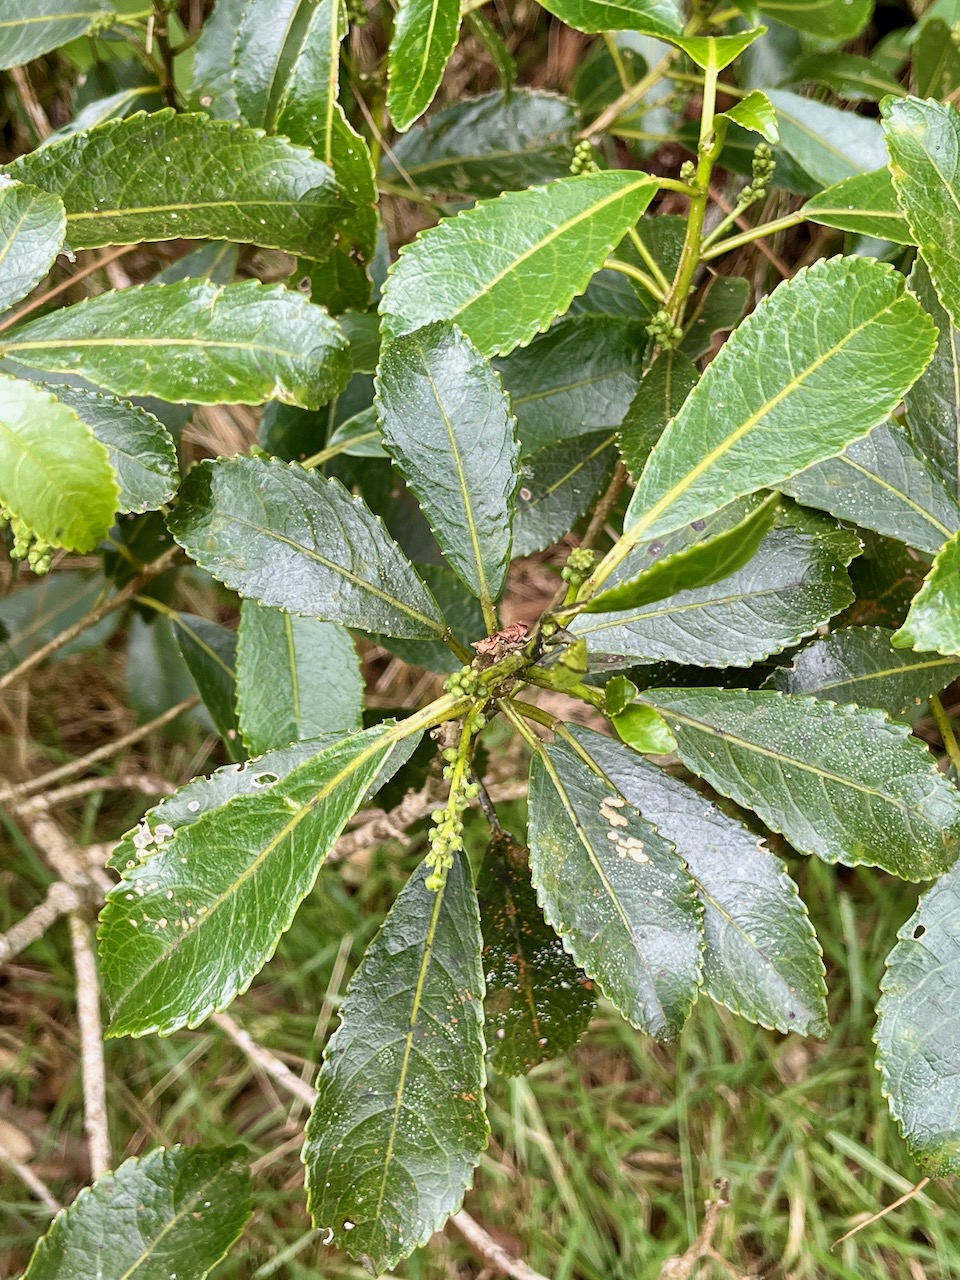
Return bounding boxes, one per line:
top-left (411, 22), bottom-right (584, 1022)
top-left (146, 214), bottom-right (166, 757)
top-left (913, 924), bottom-right (926, 941)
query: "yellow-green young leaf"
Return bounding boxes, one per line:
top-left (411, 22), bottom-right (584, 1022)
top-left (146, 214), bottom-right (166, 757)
top-left (380, 171), bottom-right (660, 357)
top-left (99, 726), bottom-right (411, 1036)
top-left (0, 182), bottom-right (65, 311)
top-left (303, 851), bottom-right (487, 1273)
top-left (478, 832), bottom-right (595, 1076)
top-left (668, 27), bottom-right (765, 72)
top-left (21, 1146), bottom-right (251, 1280)
top-left (0, 374), bottom-right (118, 552)
top-left (803, 169), bottom-right (912, 244)
top-left (236, 600), bottom-right (363, 754)
top-left (717, 90), bottom-right (778, 144)
top-left (169, 455), bottom-right (447, 639)
top-left (388, 0), bottom-right (462, 131)
top-left (527, 734), bottom-right (702, 1038)
top-left (883, 96), bottom-right (960, 329)
top-left (535, 0), bottom-right (682, 37)
top-left (376, 322), bottom-right (519, 607)
top-left (0, 1), bottom-right (115, 70)
top-left (0, 280), bottom-right (352, 408)
top-left (571, 726), bottom-right (828, 1036)
top-left (781, 420), bottom-right (960, 557)
top-left (877, 863), bottom-right (960, 1176)
top-left (759, 0), bottom-right (871, 42)
top-left (623, 257), bottom-right (937, 545)
top-left (611, 703), bottom-right (677, 754)
top-left (3, 110), bottom-right (351, 261)
top-left (642, 688), bottom-right (960, 880)
top-left (767, 626), bottom-right (960, 719)
top-left (894, 531), bottom-right (960, 656)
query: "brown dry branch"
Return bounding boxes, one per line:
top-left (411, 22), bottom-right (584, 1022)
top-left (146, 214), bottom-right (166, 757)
top-left (659, 1183), bottom-right (758, 1279)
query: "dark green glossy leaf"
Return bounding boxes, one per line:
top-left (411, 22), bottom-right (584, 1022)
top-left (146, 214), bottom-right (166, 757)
top-left (21, 1146), bottom-right (251, 1280)
top-left (479, 832), bottom-right (595, 1075)
top-left (895, 530), bottom-right (960, 656)
top-left (642, 687), bottom-right (960, 879)
top-left (380, 171), bottom-right (659, 356)
top-left (230, 0), bottom-right (316, 129)
top-left (535, 0), bottom-right (683, 37)
top-left (496, 314), bottom-right (645, 455)
top-left (768, 90), bottom-right (887, 189)
top-left (388, 0), bottom-right (461, 131)
top-left (678, 276), bottom-right (750, 361)
top-left (781, 419), bottom-right (960, 556)
top-left (375, 564), bottom-right (486, 672)
top-left (44, 385), bottom-right (178, 514)
top-left (0, 1), bottom-right (115, 69)
top-left (789, 52), bottom-right (903, 102)
top-left (571, 727), bottom-right (828, 1036)
top-left (303, 851), bottom-right (486, 1272)
top-left (382, 90), bottom-right (577, 196)
top-left (527, 734), bottom-right (702, 1038)
top-left (584, 492), bottom-right (779, 615)
top-left (883, 96), bottom-right (960, 328)
top-left (3, 111), bottom-right (350, 260)
top-left (0, 373), bottom-right (118, 552)
top-left (905, 256), bottom-right (960, 503)
top-left (877, 863), bottom-right (960, 1176)
top-left (174, 613), bottom-right (241, 756)
top-left (189, 0), bottom-right (244, 116)
top-left (623, 257), bottom-right (937, 544)
top-left (767, 626), bottom-right (960, 717)
top-left (573, 507), bottom-right (858, 668)
top-left (618, 348), bottom-right (699, 479)
top-left (169, 455), bottom-right (446, 640)
top-left (236, 600), bottom-right (362, 754)
top-left (100, 725), bottom-right (411, 1036)
top-left (514, 431), bottom-right (617, 557)
top-left (376, 322), bottom-right (519, 605)
top-left (758, 0), bottom-right (871, 39)
top-left (915, 19), bottom-right (960, 100)
top-left (2, 280), bottom-right (351, 409)
top-left (803, 169), bottom-right (912, 245)
top-left (0, 182), bottom-right (65, 312)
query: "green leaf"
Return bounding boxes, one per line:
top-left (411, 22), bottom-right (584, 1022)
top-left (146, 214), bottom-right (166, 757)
top-left (803, 169), bottom-right (912, 244)
top-left (535, 0), bottom-right (683, 38)
top-left (303, 850), bottom-right (487, 1272)
top-left (230, 0), bottom-right (318, 130)
top-left (375, 564), bottom-right (486, 673)
top-left (876, 862), bottom-right (960, 1177)
top-left (236, 600), bottom-right (362, 754)
top-left (904, 256), bottom-right (960, 503)
top-left (0, 373), bottom-right (118, 552)
top-left (570, 726), bottom-right (828, 1036)
top-left (382, 89), bottom-right (577, 197)
top-left (883, 96), bottom-right (960, 330)
top-left (189, 0), bottom-right (245, 117)
top-left (668, 27), bottom-right (765, 72)
top-left (618, 348), bottom-right (699, 479)
top-left (21, 1145), bottom-right (251, 1280)
top-left (768, 90), bottom-right (887, 189)
top-left (915, 18), bottom-right (960, 100)
top-left (767, 626), bottom-right (960, 718)
top-left (642, 687), bottom-right (960, 880)
top-left (0, 182), bottom-right (65, 312)
top-left (623, 257), bottom-right (937, 544)
top-left (376, 322), bottom-right (519, 607)
top-left (0, 572), bottom-right (121, 675)
top-left (380, 170), bottom-right (660, 357)
top-left (717, 90), bottom-right (779, 144)
top-left (1, 279), bottom-right (352, 408)
top-left (496, 314), bottom-right (645, 454)
top-left (42, 384), bottom-right (178, 514)
top-left (173, 613), bottom-right (241, 757)
top-left (782, 420), bottom-right (960, 557)
top-left (584, 492), bottom-right (779, 615)
top-left (479, 831), bottom-right (596, 1076)
top-left (168, 455), bottom-right (447, 640)
top-left (514, 431), bottom-right (617, 557)
top-left (573, 506), bottom-right (858, 668)
top-left (895, 530), bottom-right (960, 656)
top-left (788, 52), bottom-right (904, 103)
top-left (3, 110), bottom-right (351, 261)
top-left (758, 0), bottom-right (872, 41)
top-left (0, 1), bottom-right (115, 70)
top-left (527, 734), bottom-right (702, 1038)
top-left (677, 276), bottom-right (751, 361)
top-left (388, 0), bottom-right (462, 131)
top-left (611, 702), bottom-right (677, 754)
top-left (100, 726), bottom-right (411, 1036)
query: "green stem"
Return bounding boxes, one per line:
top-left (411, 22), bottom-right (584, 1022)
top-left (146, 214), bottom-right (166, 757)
top-left (580, 49), bottom-right (680, 139)
top-left (604, 257), bottom-right (664, 301)
top-left (666, 70), bottom-right (747, 99)
top-left (931, 695), bottom-right (960, 777)
top-left (602, 33), bottom-right (633, 92)
top-left (628, 226), bottom-right (671, 294)
top-left (301, 429), bottom-right (381, 470)
top-left (498, 698), bottom-right (553, 745)
top-left (700, 210), bottom-right (806, 261)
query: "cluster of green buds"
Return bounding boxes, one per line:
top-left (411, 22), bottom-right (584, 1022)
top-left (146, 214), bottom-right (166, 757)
top-left (560, 546), bottom-right (597, 590)
top-left (346, 0), bottom-right (369, 26)
top-left (88, 9), bottom-right (118, 33)
top-left (0, 506), bottom-right (53, 575)
top-left (569, 140), bottom-right (600, 176)
top-left (443, 663), bottom-right (483, 699)
top-left (425, 702), bottom-right (487, 892)
top-left (645, 307), bottom-right (684, 349)
top-left (679, 159), bottom-right (697, 185)
top-left (736, 143), bottom-right (776, 210)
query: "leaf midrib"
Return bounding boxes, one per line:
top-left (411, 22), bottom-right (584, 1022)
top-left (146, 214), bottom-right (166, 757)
top-left (116, 1165), bottom-right (229, 1279)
